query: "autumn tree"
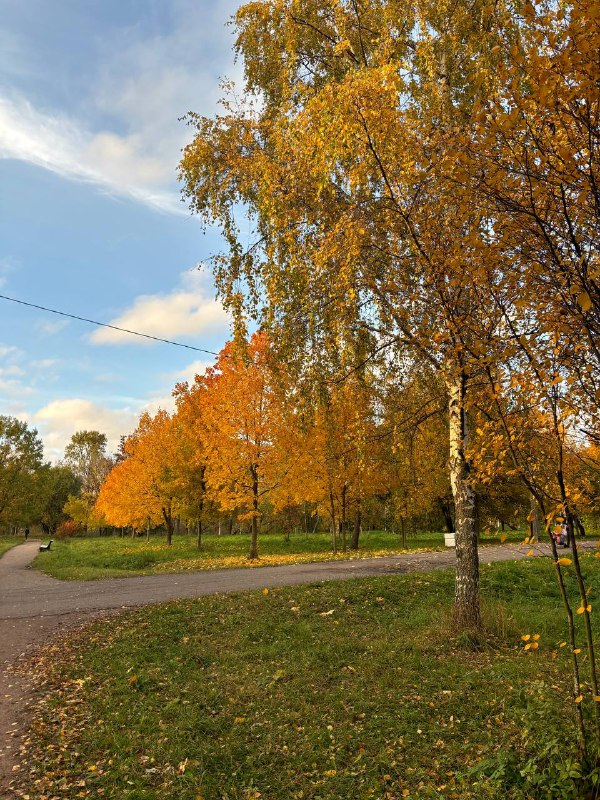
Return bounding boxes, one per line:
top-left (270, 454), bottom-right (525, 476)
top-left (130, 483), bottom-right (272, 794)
top-left (277, 374), bottom-right (386, 552)
top-left (173, 376), bottom-right (212, 548)
top-left (199, 332), bottom-right (291, 559)
top-left (179, 0), bottom-right (524, 627)
top-left (96, 411), bottom-right (185, 544)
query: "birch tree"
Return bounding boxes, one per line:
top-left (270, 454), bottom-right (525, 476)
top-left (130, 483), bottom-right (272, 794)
top-left (180, 0), bottom-right (518, 628)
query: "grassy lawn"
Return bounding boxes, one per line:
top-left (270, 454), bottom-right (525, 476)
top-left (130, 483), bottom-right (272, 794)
top-left (32, 528), bottom-right (526, 581)
top-left (0, 536), bottom-right (22, 558)
top-left (13, 556), bottom-right (600, 799)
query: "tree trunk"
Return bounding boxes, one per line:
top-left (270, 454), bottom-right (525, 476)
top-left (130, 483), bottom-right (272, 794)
top-left (329, 489), bottom-right (337, 554)
top-left (249, 466), bottom-right (259, 559)
top-left (162, 506), bottom-right (173, 546)
top-left (197, 465), bottom-right (206, 549)
top-left (340, 484), bottom-right (348, 552)
top-left (439, 500), bottom-right (455, 533)
top-left (350, 500), bottom-right (361, 550)
top-left (529, 492), bottom-right (540, 542)
top-left (447, 371), bottom-right (480, 630)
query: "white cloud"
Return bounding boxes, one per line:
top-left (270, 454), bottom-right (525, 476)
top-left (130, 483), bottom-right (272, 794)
top-left (33, 399), bottom-right (139, 461)
top-left (0, 256), bottom-right (17, 288)
top-left (0, 94), bottom-right (182, 213)
top-left (90, 270), bottom-right (230, 346)
top-left (167, 359), bottom-right (213, 384)
top-left (0, 344), bottom-right (22, 359)
top-left (0, 365), bottom-right (25, 377)
top-left (31, 392), bottom-right (182, 462)
top-left (0, 0), bottom-right (243, 215)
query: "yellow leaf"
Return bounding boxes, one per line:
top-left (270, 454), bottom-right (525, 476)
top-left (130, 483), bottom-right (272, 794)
top-left (529, 642), bottom-right (539, 650)
top-left (557, 558), bottom-right (572, 566)
top-left (575, 695), bottom-right (583, 704)
top-left (523, 536), bottom-right (530, 544)
top-left (234, 717), bottom-right (246, 724)
top-left (594, 697), bottom-right (600, 703)
top-left (587, 604), bottom-right (592, 613)
top-left (526, 549), bottom-right (534, 556)
top-left (521, 634), bottom-right (531, 641)
top-left (559, 642), bottom-right (567, 647)
top-left (594, 552), bottom-right (600, 559)
top-left (574, 648), bottom-right (581, 654)
top-left (262, 588), bottom-right (269, 595)
top-left (532, 634), bottom-right (540, 641)
top-left (128, 675), bottom-right (138, 685)
top-left (500, 533), bottom-right (507, 543)
top-left (577, 606), bottom-right (585, 614)
top-left (577, 291), bottom-right (592, 312)
top-left (402, 791), bottom-right (410, 798)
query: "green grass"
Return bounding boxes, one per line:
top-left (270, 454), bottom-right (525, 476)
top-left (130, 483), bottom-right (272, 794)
top-left (33, 528), bottom-right (526, 581)
top-left (0, 536), bottom-right (22, 558)
top-left (14, 556), bottom-right (600, 799)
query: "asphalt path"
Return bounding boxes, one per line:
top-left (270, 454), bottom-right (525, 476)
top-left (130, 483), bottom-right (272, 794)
top-left (2, 539), bottom-right (536, 623)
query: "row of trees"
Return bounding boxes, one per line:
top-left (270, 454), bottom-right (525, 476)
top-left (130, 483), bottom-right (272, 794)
top-left (0, 419), bottom-right (113, 536)
top-left (176, 0), bottom-right (600, 633)
top-left (95, 330), bottom-right (598, 557)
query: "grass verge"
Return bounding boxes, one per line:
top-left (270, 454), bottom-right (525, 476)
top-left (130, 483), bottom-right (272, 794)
top-left (33, 529), bottom-right (526, 581)
top-left (0, 536), bottom-right (22, 558)
top-left (12, 555), bottom-right (600, 799)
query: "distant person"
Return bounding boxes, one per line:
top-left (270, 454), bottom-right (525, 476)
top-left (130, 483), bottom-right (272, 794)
top-left (24, 527), bottom-right (29, 541)
top-left (560, 522), bottom-right (568, 548)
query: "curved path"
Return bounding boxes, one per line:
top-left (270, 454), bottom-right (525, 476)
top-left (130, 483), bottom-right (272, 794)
top-left (0, 539), bottom-right (595, 797)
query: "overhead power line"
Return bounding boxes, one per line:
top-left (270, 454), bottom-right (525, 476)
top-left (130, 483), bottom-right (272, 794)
top-left (0, 293), bottom-right (222, 357)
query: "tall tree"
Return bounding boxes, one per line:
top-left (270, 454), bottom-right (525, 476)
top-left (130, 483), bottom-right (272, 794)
top-left (34, 465), bottom-right (81, 535)
top-left (63, 431), bottom-right (112, 497)
top-left (97, 412), bottom-right (182, 544)
top-left (180, 0), bottom-right (517, 627)
top-left (199, 332), bottom-right (291, 559)
top-left (0, 415), bottom-right (44, 528)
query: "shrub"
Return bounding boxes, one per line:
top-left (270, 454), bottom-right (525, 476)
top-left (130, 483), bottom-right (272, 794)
top-left (55, 519), bottom-right (81, 539)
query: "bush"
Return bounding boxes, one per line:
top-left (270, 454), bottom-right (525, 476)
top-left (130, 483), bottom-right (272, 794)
top-left (55, 520), bottom-right (81, 539)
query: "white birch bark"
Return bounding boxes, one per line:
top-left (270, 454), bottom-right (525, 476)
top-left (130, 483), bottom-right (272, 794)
top-left (447, 370), bottom-right (481, 629)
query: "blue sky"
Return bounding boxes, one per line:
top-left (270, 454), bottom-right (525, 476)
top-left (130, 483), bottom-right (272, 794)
top-left (0, 0), bottom-right (241, 460)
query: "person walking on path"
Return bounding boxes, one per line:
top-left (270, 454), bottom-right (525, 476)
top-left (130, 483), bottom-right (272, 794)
top-left (24, 527), bottom-right (29, 541)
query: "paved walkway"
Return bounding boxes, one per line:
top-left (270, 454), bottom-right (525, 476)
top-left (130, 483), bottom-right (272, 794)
top-left (0, 538), bottom-right (595, 797)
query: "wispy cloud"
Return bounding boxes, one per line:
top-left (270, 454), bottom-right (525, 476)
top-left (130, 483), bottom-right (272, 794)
top-left (0, 0), bottom-right (242, 215)
top-left (0, 94), bottom-right (182, 213)
top-left (167, 359), bottom-right (213, 384)
top-left (90, 270), bottom-right (230, 346)
top-left (0, 344), bottom-right (22, 359)
top-left (0, 256), bottom-right (17, 289)
top-left (35, 318), bottom-right (70, 336)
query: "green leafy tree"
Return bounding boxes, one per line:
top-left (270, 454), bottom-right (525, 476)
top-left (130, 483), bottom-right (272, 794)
top-left (34, 466), bottom-right (81, 535)
top-left (0, 415), bottom-right (44, 528)
top-left (63, 431), bottom-right (112, 497)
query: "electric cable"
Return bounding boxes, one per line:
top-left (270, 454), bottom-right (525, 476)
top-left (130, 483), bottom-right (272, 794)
top-left (0, 293), bottom-right (222, 357)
